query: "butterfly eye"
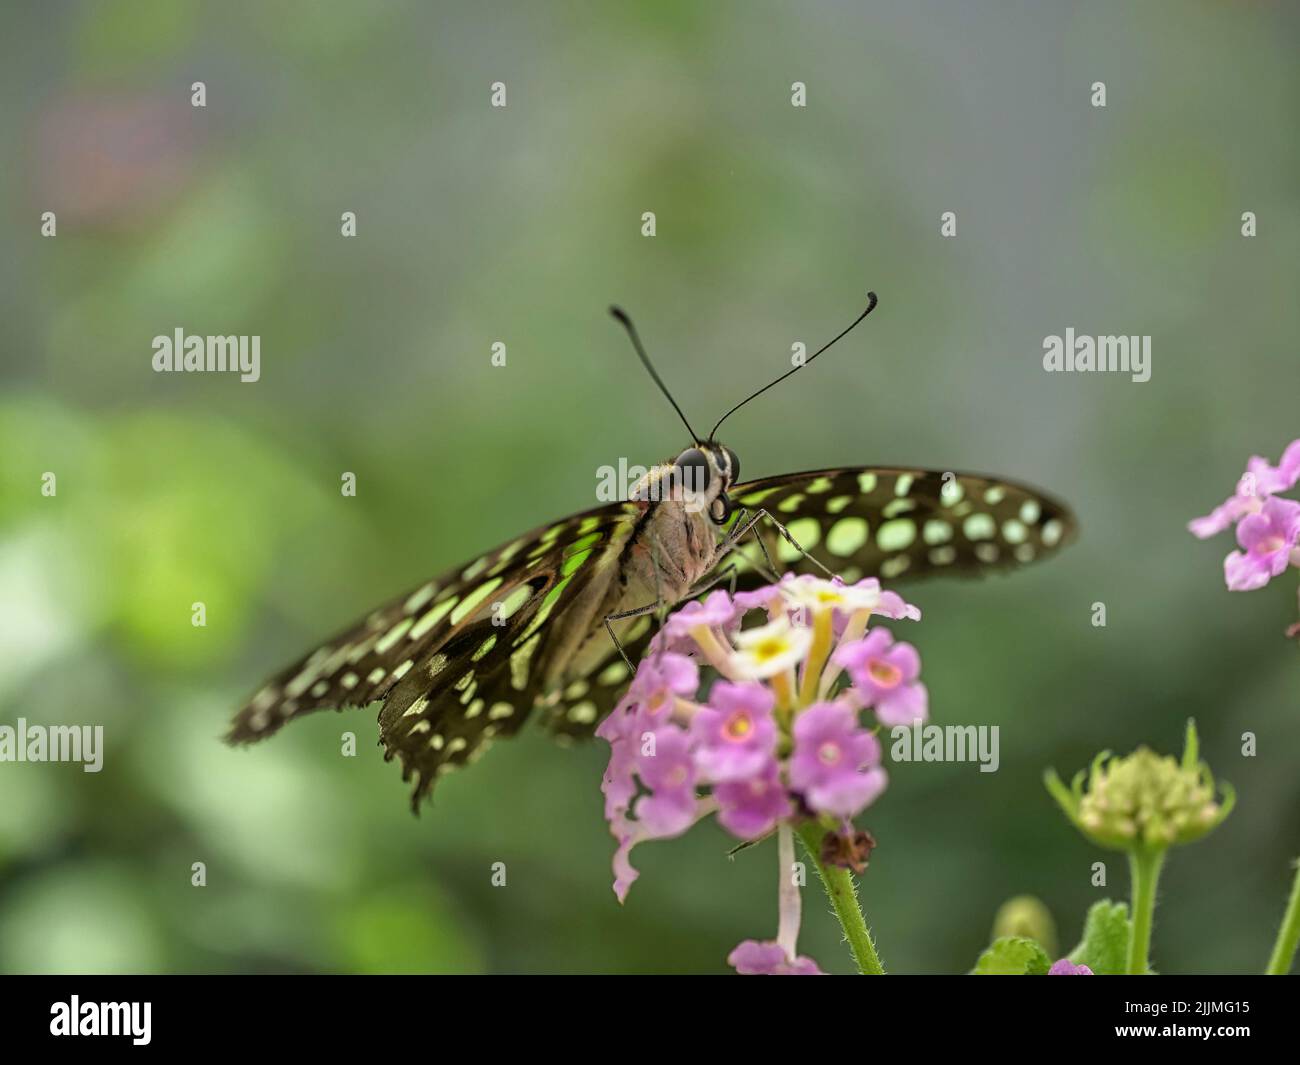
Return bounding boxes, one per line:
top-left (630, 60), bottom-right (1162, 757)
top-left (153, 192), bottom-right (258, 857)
top-left (673, 448), bottom-right (711, 497)
top-left (709, 492), bottom-right (733, 526)
top-left (721, 446), bottom-right (740, 485)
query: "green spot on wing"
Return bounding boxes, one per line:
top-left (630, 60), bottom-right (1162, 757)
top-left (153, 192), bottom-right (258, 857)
top-left (923, 519), bottom-right (953, 545)
top-left (410, 598), bottom-right (457, 641)
top-left (376, 617), bottom-right (414, 654)
top-left (517, 574), bottom-right (574, 642)
top-left (826, 517), bottom-right (869, 557)
top-left (496, 583), bottom-right (533, 621)
top-left (450, 578), bottom-right (503, 625)
top-left (1001, 519), bottom-right (1028, 544)
top-left (597, 659), bottom-right (630, 686)
top-left (564, 532), bottom-right (602, 556)
top-left (877, 519), bottom-right (916, 551)
top-left (562, 549), bottom-right (594, 576)
top-left (963, 514), bottom-right (996, 541)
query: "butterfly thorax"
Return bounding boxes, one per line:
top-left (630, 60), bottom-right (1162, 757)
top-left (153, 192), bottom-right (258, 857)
top-left (550, 463), bottom-right (725, 689)
top-left (625, 460), bottom-right (727, 596)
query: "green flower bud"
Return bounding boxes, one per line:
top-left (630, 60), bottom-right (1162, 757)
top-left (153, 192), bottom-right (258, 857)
top-left (991, 895), bottom-right (1058, 957)
top-left (1044, 720), bottom-right (1234, 853)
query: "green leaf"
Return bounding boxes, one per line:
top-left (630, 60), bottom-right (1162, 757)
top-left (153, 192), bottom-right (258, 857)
top-left (970, 936), bottom-right (1052, 975)
top-left (1068, 900), bottom-right (1131, 975)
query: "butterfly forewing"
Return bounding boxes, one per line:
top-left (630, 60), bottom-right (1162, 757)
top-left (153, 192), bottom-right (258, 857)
top-left (228, 502), bottom-right (639, 808)
top-left (729, 467), bottom-right (1076, 586)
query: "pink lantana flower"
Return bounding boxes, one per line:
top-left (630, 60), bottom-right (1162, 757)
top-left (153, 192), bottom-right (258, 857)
top-left (690, 681), bottom-right (778, 782)
top-left (1190, 439), bottom-right (1300, 630)
top-left (661, 589), bottom-right (741, 641)
top-left (632, 726), bottom-right (699, 836)
top-left (834, 627), bottom-right (928, 727)
top-left (1189, 438), bottom-right (1300, 540)
top-left (789, 702), bottom-right (887, 817)
top-left (1223, 497), bottom-right (1300, 592)
top-left (596, 573), bottom-right (926, 973)
top-left (727, 939), bottom-right (825, 976)
top-left (715, 759), bottom-right (792, 838)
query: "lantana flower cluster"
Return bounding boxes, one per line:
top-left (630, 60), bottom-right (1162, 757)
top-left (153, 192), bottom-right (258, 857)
top-left (1189, 438), bottom-right (1300, 596)
top-left (596, 573), bottom-right (925, 974)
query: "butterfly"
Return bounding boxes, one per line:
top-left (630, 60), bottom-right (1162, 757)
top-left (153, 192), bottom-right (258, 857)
top-left (227, 294), bottom-right (1076, 810)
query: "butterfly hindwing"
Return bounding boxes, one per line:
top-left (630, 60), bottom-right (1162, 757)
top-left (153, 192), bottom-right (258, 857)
top-left (537, 622), bottom-right (653, 742)
top-left (729, 467), bottom-right (1076, 585)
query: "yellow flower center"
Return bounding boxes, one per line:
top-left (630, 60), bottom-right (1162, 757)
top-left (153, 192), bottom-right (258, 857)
top-left (724, 712), bottom-right (752, 740)
top-left (868, 659), bottom-right (902, 688)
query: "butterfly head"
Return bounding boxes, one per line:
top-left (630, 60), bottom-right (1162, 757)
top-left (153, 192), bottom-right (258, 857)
top-left (671, 442), bottom-right (740, 525)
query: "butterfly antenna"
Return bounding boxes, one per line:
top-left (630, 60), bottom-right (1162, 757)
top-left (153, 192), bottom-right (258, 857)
top-left (609, 305), bottom-right (701, 443)
top-left (707, 291), bottom-right (879, 441)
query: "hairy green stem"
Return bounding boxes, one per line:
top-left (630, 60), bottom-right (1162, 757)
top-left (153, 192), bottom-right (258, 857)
top-left (1126, 847), bottom-right (1165, 975)
top-left (796, 822), bottom-right (884, 975)
top-left (1265, 859), bottom-right (1300, 975)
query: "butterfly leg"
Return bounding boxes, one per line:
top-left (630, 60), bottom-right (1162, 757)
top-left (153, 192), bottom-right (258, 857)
top-left (742, 507), bottom-right (839, 580)
top-left (685, 561), bottom-right (740, 601)
top-left (602, 601), bottom-right (662, 670)
top-left (716, 507), bottom-right (782, 583)
top-left (599, 538), bottom-right (684, 670)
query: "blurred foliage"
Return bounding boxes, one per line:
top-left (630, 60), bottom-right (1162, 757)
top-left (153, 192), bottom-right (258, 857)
top-left (1, 0), bottom-right (1298, 974)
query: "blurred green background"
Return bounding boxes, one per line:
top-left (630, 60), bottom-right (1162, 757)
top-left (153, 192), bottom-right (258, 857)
top-left (2, 0), bottom-right (1298, 974)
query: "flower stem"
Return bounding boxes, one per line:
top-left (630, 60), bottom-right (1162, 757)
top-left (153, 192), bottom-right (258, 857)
top-left (776, 824), bottom-right (800, 957)
top-left (796, 822), bottom-right (885, 974)
top-left (1126, 847), bottom-right (1165, 975)
top-left (1265, 858), bottom-right (1300, 975)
